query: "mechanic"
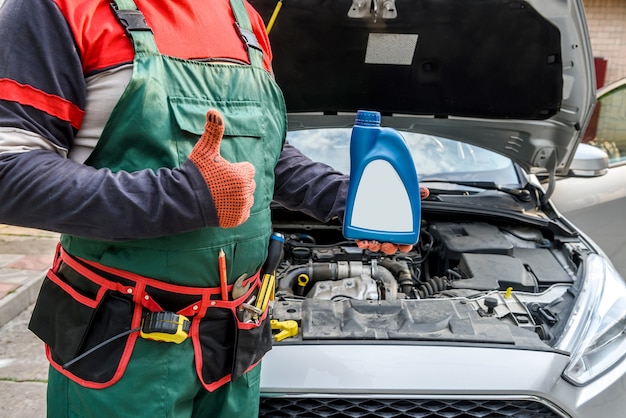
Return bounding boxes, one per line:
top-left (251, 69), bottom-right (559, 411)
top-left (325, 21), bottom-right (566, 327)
top-left (0, 0), bottom-right (419, 416)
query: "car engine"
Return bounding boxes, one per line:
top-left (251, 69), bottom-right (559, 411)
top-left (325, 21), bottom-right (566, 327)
top-left (269, 214), bottom-right (581, 349)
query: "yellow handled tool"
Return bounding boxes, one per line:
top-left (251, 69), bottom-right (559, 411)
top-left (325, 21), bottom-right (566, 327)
top-left (271, 319), bottom-right (298, 342)
top-left (254, 232), bottom-right (284, 319)
top-left (266, 0), bottom-right (283, 34)
top-left (255, 272), bottom-right (275, 315)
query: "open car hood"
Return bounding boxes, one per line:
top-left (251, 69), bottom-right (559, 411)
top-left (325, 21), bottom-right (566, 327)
top-left (250, 0), bottom-right (596, 174)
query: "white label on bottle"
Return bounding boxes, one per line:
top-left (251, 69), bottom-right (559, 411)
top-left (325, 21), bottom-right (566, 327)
top-left (351, 159), bottom-right (413, 232)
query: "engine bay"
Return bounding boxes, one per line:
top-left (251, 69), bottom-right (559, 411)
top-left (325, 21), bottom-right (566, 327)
top-left (269, 213), bottom-right (583, 349)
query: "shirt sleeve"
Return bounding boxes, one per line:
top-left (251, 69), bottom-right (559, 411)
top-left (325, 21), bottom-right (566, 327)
top-left (273, 142), bottom-right (349, 223)
top-left (0, 0), bottom-right (219, 240)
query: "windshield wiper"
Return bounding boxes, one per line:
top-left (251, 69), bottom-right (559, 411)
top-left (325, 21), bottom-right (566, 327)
top-left (423, 180), bottom-right (532, 202)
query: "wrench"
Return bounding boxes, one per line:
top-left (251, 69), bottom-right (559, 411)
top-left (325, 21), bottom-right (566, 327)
top-left (230, 273), bottom-right (249, 300)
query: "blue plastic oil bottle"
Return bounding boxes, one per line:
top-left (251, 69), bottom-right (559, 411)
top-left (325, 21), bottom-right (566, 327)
top-left (343, 110), bottom-right (421, 245)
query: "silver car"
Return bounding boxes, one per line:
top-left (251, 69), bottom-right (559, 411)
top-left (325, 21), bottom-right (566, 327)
top-left (250, 0), bottom-right (626, 416)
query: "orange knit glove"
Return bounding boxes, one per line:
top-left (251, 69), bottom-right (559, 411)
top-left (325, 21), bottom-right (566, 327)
top-left (189, 109), bottom-right (256, 228)
top-left (356, 240), bottom-right (413, 255)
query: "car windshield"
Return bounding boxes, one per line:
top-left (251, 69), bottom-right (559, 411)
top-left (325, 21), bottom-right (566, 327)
top-left (287, 128), bottom-right (521, 185)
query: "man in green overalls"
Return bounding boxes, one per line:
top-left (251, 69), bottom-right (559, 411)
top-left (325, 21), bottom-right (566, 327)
top-left (0, 0), bottom-right (414, 416)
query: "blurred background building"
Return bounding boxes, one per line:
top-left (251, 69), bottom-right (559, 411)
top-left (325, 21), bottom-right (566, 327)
top-left (583, 0), bottom-right (626, 87)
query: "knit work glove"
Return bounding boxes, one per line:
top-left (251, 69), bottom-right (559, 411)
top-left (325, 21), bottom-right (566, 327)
top-left (356, 240), bottom-right (413, 255)
top-left (189, 109), bottom-right (256, 228)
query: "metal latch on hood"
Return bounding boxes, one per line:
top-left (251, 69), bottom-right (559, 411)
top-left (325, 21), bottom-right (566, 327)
top-left (348, 0), bottom-right (397, 21)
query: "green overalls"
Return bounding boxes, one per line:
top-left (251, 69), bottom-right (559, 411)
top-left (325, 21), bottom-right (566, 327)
top-left (32, 0), bottom-right (286, 416)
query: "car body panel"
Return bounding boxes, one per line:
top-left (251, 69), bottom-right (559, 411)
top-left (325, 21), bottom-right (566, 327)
top-left (261, 344), bottom-right (626, 417)
top-left (261, 345), bottom-right (570, 394)
top-left (250, 0), bottom-right (596, 174)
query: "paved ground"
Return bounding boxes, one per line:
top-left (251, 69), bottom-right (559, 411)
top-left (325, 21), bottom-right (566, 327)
top-left (0, 225), bottom-right (58, 328)
top-left (0, 303), bottom-right (48, 417)
top-left (0, 225), bottom-right (58, 417)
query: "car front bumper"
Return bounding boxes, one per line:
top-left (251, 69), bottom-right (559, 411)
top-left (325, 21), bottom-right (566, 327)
top-left (260, 343), bottom-right (626, 417)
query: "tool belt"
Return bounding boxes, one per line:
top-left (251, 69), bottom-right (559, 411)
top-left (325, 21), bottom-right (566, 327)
top-left (28, 244), bottom-right (272, 391)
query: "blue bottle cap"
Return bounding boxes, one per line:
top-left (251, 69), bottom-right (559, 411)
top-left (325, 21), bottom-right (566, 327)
top-left (355, 110), bottom-right (381, 127)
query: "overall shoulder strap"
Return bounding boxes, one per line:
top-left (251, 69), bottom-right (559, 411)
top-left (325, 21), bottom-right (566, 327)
top-left (109, 0), bottom-right (160, 56)
top-left (229, 0), bottom-right (265, 68)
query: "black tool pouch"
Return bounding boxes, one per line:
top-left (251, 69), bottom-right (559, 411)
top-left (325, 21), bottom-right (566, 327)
top-left (195, 302), bottom-right (273, 391)
top-left (28, 263), bottom-right (140, 389)
top-left (29, 245), bottom-right (272, 392)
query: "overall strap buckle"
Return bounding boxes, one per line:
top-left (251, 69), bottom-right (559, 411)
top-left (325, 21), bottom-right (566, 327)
top-left (110, 2), bottom-right (152, 37)
top-left (234, 23), bottom-right (262, 52)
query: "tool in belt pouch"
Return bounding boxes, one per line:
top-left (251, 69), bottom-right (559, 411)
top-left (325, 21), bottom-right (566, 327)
top-left (28, 244), bottom-right (277, 391)
top-left (240, 232), bottom-right (284, 323)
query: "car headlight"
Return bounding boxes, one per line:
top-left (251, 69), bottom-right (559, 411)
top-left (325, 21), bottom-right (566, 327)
top-left (559, 254), bottom-right (626, 385)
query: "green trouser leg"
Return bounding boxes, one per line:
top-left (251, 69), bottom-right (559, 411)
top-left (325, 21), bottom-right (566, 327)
top-left (46, 339), bottom-right (262, 418)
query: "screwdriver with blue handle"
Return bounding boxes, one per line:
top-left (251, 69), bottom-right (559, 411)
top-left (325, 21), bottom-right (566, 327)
top-left (254, 232), bottom-right (284, 320)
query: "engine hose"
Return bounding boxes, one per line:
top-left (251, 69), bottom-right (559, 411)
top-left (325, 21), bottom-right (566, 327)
top-left (279, 262), bottom-right (353, 293)
top-left (371, 263), bottom-right (395, 300)
top-left (278, 266), bottom-right (309, 295)
top-left (288, 233), bottom-right (316, 244)
top-left (419, 229), bottom-right (434, 259)
top-left (278, 263), bottom-right (345, 296)
top-left (379, 259), bottom-right (413, 295)
top-left (278, 262), bottom-right (395, 298)
top-left (418, 276), bottom-right (447, 299)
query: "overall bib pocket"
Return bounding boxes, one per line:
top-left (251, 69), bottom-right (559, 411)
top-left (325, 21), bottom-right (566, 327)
top-left (169, 97), bottom-right (273, 212)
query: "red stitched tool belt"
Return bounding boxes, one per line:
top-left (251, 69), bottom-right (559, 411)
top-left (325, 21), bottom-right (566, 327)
top-left (28, 245), bottom-right (272, 391)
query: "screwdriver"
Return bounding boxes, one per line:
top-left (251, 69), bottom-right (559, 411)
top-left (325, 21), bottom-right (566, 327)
top-left (263, 232), bottom-right (284, 278)
top-left (255, 232), bottom-right (284, 315)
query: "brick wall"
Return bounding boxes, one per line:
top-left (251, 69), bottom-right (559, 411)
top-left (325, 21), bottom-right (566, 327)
top-left (583, 0), bottom-right (626, 86)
